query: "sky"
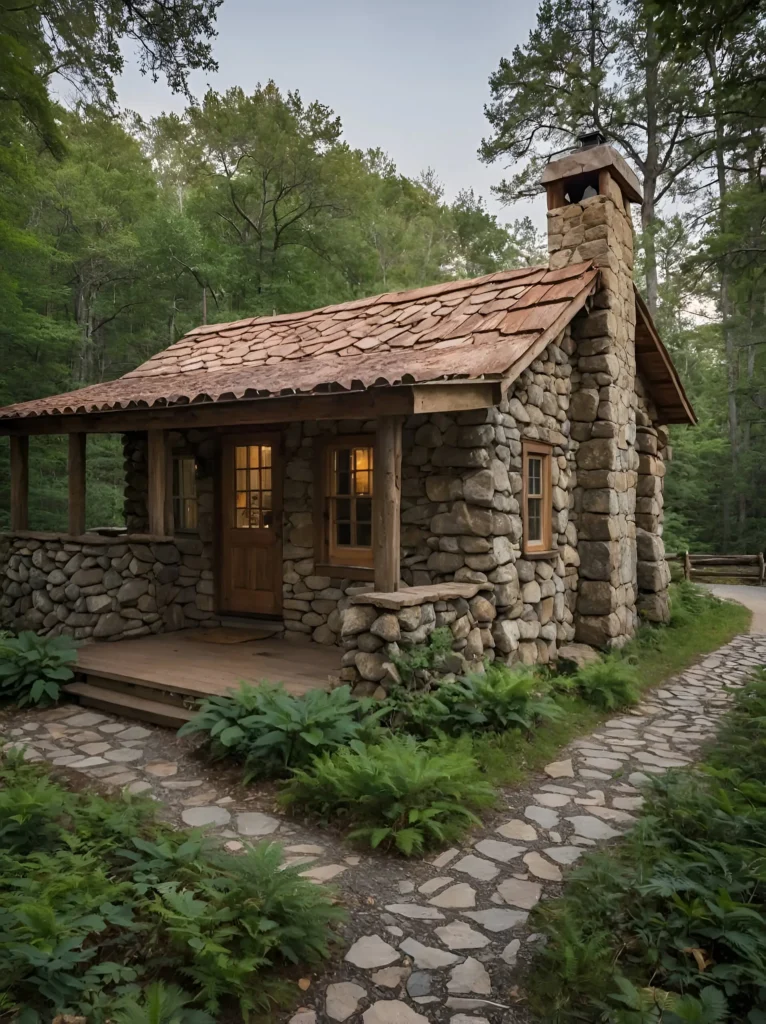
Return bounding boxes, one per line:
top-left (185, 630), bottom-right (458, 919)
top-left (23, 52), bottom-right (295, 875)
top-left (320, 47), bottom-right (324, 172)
top-left (114, 0), bottom-right (543, 225)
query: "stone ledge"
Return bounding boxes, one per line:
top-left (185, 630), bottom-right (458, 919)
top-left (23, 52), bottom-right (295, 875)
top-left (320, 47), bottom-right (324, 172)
top-left (351, 582), bottom-right (493, 610)
top-left (1, 531), bottom-right (173, 546)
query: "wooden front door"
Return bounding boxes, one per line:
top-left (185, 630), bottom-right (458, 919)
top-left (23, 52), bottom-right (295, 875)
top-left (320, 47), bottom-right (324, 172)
top-left (220, 435), bottom-right (283, 616)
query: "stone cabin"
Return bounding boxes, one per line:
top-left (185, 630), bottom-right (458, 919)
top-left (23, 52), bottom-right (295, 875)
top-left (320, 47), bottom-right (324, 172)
top-left (0, 140), bottom-right (694, 692)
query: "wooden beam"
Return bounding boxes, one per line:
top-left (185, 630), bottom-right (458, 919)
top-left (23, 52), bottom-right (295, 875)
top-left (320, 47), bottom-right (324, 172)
top-left (373, 416), bottom-right (402, 593)
top-left (147, 430), bottom-right (169, 537)
top-left (68, 433), bottom-right (87, 536)
top-left (10, 435), bottom-right (29, 531)
top-left (412, 382), bottom-right (500, 415)
top-left (0, 382), bottom-right (500, 437)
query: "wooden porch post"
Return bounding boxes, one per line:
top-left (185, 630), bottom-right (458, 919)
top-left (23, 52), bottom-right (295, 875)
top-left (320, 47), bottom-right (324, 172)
top-left (373, 416), bottom-right (402, 593)
top-left (147, 429), bottom-right (169, 537)
top-left (10, 435), bottom-right (29, 531)
top-left (68, 433), bottom-right (86, 536)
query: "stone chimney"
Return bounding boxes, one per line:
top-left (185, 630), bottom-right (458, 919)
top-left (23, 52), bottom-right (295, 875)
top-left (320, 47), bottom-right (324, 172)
top-left (541, 135), bottom-right (643, 648)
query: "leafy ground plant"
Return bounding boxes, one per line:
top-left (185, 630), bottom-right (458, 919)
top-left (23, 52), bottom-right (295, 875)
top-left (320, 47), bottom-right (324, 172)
top-left (390, 661), bottom-right (562, 738)
top-left (526, 669), bottom-right (766, 1024)
top-left (0, 755), bottom-right (341, 1021)
top-left (179, 681), bottom-right (382, 779)
top-left (280, 733), bottom-right (496, 855)
top-left (573, 653), bottom-right (641, 711)
top-left (0, 630), bottom-right (77, 705)
top-left (390, 625), bottom-right (455, 685)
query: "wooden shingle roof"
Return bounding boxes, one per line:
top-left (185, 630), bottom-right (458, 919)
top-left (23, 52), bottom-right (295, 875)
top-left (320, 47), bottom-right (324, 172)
top-left (0, 263), bottom-right (598, 420)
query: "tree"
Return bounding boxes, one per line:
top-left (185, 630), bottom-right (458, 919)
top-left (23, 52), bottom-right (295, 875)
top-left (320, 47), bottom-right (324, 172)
top-left (481, 0), bottom-right (711, 314)
top-left (0, 0), bottom-right (221, 157)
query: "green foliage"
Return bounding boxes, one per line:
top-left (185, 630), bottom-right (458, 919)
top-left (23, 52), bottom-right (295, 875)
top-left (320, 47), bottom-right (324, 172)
top-left (0, 755), bottom-right (341, 1020)
top-left (280, 734), bottom-right (496, 856)
top-left (0, 630), bottom-right (76, 705)
top-left (111, 983), bottom-right (214, 1024)
top-left (390, 626), bottom-right (455, 685)
top-left (390, 662), bottom-right (563, 738)
top-left (573, 654), bottom-right (641, 711)
top-left (668, 580), bottom-right (723, 630)
top-left (179, 681), bottom-right (382, 779)
top-left (527, 670), bottom-right (766, 1022)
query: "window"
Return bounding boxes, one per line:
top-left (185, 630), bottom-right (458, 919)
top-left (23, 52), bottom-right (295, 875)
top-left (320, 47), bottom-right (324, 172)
top-left (172, 455), bottom-right (198, 532)
top-left (234, 444), bottom-right (273, 529)
top-left (326, 441), bottom-right (374, 567)
top-left (522, 441), bottom-right (553, 554)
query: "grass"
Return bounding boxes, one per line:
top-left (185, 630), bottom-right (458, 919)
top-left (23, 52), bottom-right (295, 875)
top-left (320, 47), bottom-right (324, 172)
top-left (469, 586), bottom-right (751, 789)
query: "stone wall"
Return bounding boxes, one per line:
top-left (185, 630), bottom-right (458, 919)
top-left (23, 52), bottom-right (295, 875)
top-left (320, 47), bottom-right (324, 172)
top-left (549, 179), bottom-right (640, 647)
top-left (338, 582), bottom-right (497, 694)
top-left (634, 376), bottom-right (671, 622)
top-left (0, 533), bottom-right (216, 640)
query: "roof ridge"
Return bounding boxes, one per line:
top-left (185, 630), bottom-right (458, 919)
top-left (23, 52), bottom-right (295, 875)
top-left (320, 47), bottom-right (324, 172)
top-left (183, 264), bottom-right (554, 339)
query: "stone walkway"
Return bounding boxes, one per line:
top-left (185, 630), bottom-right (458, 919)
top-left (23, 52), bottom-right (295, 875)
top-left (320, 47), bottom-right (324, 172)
top-left (2, 632), bottom-right (765, 1024)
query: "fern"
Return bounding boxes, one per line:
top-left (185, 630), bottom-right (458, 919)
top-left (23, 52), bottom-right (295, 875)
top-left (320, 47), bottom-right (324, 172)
top-left (280, 733), bottom-right (495, 855)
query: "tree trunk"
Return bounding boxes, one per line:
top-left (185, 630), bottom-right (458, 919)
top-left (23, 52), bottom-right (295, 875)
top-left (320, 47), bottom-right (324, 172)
top-left (642, 11), bottom-right (660, 316)
top-left (707, 45), bottom-right (738, 550)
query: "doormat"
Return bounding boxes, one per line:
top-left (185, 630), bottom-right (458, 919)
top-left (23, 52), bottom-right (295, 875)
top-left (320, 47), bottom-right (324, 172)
top-left (190, 627), bottom-right (276, 645)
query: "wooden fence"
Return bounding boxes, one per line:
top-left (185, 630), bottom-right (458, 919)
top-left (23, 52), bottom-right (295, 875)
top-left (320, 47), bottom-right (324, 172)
top-left (668, 552), bottom-right (766, 586)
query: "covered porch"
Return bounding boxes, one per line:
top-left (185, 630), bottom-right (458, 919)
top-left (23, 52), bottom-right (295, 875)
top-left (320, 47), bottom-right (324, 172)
top-left (66, 628), bottom-right (341, 727)
top-left (0, 378), bottom-right (501, 720)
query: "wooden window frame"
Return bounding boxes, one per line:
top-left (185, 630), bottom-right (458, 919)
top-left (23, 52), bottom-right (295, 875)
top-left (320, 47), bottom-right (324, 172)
top-left (314, 434), bottom-right (375, 577)
top-left (522, 440), bottom-right (554, 556)
top-left (171, 452), bottom-right (198, 533)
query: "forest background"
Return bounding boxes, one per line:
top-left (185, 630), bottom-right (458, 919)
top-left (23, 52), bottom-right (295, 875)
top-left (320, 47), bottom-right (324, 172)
top-left (1, 0), bottom-right (764, 554)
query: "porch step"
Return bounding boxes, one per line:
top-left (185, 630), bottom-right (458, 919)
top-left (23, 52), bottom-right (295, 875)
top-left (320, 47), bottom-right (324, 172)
top-left (76, 673), bottom-right (191, 708)
top-left (63, 681), bottom-right (197, 729)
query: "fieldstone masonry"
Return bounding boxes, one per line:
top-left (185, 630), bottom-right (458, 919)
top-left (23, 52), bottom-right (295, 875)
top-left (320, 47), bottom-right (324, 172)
top-left (0, 533), bottom-right (216, 640)
top-left (549, 173), bottom-right (641, 647)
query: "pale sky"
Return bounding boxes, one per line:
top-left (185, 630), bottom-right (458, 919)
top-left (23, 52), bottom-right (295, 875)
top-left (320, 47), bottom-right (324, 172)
top-left (114, 0), bottom-right (544, 225)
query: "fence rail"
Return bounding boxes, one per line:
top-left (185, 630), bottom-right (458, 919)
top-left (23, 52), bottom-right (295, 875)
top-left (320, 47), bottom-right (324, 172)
top-left (668, 552), bottom-right (766, 586)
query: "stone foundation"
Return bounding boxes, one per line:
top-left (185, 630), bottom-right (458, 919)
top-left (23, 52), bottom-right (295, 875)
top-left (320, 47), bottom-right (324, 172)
top-left (0, 533), bottom-right (217, 640)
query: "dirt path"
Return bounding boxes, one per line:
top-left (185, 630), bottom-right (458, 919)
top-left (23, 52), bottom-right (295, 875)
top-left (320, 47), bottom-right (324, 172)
top-left (707, 584), bottom-right (766, 633)
top-left (2, 630), bottom-right (765, 1024)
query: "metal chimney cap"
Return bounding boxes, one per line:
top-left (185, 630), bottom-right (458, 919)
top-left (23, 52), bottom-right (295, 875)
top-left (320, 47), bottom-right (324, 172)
top-left (576, 129), bottom-right (607, 149)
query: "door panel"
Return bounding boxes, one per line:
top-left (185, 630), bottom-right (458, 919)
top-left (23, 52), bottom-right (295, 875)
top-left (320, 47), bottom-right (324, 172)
top-left (220, 435), bottom-right (283, 616)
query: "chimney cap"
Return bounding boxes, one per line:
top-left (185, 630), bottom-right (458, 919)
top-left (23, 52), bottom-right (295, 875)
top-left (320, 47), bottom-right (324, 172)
top-left (540, 141), bottom-right (642, 204)
top-left (576, 129), bottom-right (607, 149)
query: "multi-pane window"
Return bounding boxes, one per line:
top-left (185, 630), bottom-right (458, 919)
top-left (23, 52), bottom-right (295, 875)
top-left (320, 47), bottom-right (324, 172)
top-left (327, 443), bottom-right (374, 566)
top-left (522, 441), bottom-right (552, 554)
top-left (234, 444), bottom-right (273, 529)
top-left (172, 456), bottom-right (198, 532)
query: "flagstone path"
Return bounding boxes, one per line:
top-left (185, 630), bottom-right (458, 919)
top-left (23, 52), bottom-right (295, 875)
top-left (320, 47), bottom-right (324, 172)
top-left (1, 631), bottom-right (765, 1024)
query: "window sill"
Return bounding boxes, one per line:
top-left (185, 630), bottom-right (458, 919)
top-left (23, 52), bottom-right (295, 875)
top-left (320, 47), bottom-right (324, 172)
top-left (315, 563), bottom-right (374, 582)
top-left (522, 548), bottom-right (559, 560)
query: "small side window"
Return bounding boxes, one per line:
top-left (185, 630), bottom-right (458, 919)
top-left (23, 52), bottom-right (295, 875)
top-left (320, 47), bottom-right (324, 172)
top-left (325, 442), bottom-right (374, 568)
top-left (522, 441), bottom-right (553, 554)
top-left (172, 455), bottom-right (198, 532)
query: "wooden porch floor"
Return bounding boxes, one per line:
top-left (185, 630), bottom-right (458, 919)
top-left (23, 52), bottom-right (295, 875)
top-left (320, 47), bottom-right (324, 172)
top-left (75, 630), bottom-right (339, 699)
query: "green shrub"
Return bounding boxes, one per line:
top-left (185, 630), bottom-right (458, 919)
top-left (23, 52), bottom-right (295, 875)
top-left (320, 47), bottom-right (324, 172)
top-left (527, 670), bottom-right (766, 1022)
top-left (0, 755), bottom-right (341, 1021)
top-left (112, 983), bottom-right (214, 1024)
top-left (0, 630), bottom-right (77, 705)
top-left (280, 733), bottom-right (496, 855)
top-left (390, 662), bottom-right (563, 738)
top-left (574, 653), bottom-right (641, 711)
top-left (179, 681), bottom-right (383, 779)
top-left (390, 626), bottom-right (454, 685)
top-left (668, 579), bottom-right (721, 629)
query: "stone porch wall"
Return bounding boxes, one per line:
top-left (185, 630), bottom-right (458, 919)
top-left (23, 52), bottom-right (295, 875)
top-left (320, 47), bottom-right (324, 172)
top-left (0, 534), bottom-right (216, 640)
top-left (338, 582), bottom-right (497, 694)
